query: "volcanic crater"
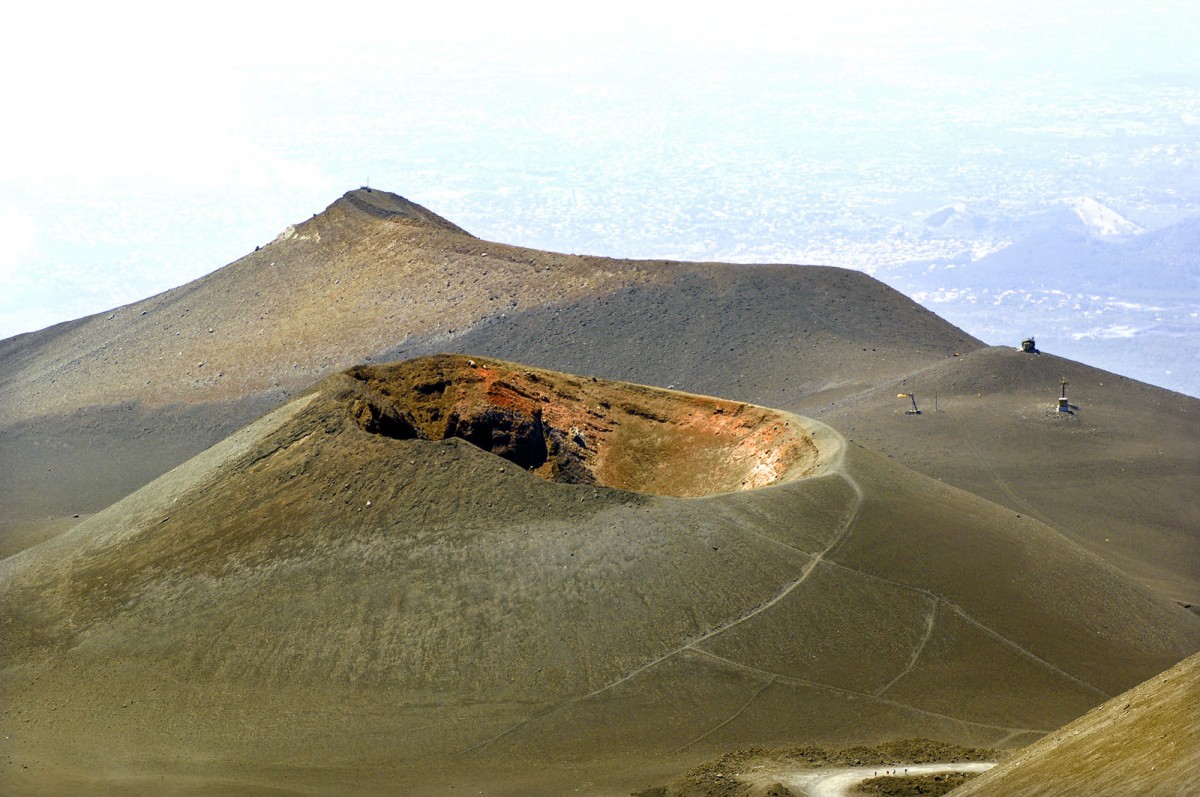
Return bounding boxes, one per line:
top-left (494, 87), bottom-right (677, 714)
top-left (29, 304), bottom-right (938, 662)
top-left (344, 355), bottom-right (821, 497)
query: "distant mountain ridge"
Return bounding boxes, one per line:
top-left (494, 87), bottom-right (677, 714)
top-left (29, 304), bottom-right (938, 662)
top-left (1058, 196), bottom-right (1144, 238)
top-left (894, 201), bottom-right (1200, 397)
top-left (921, 213), bottom-right (1198, 296)
top-left (0, 188), bottom-right (976, 426)
top-left (921, 195), bottom-right (1144, 241)
top-left (340, 186), bottom-right (473, 233)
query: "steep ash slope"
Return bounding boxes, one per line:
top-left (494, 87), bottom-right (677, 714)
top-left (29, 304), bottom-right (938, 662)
top-left (0, 189), bottom-right (978, 553)
top-left (951, 653), bottom-right (1200, 797)
top-left (1, 187), bottom-right (1195, 621)
top-left (805, 346), bottom-right (1200, 605)
top-left (2, 357), bottom-right (1195, 796)
top-left (0, 190), bottom-right (972, 424)
top-left (354, 255), bottom-right (1200, 607)
top-left (383, 264), bottom-right (972, 409)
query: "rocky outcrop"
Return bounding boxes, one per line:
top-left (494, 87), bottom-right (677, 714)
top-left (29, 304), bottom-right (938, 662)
top-left (343, 354), bottom-right (819, 496)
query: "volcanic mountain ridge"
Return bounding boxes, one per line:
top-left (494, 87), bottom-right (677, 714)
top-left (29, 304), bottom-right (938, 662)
top-left (0, 187), bottom-right (982, 560)
top-left (2, 356), bottom-right (1196, 796)
top-left (2, 187), bottom-right (1197, 605)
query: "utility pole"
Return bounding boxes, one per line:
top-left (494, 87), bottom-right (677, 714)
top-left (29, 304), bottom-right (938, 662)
top-left (898, 393), bottom-right (921, 415)
top-left (1058, 378), bottom-right (1071, 413)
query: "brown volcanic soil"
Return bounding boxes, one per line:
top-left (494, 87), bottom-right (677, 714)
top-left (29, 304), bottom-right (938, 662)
top-left (637, 739), bottom-right (997, 797)
top-left (0, 189), bottom-right (979, 551)
top-left (3, 189), bottom-right (1194, 618)
top-left (854, 771), bottom-right (977, 796)
top-left (950, 652), bottom-right (1200, 797)
top-left (344, 355), bottom-right (817, 496)
top-left (802, 346), bottom-right (1200, 605)
top-left (0, 189), bottom-right (973, 423)
top-left (1, 359), bottom-right (1196, 796)
top-left (0, 190), bottom-right (660, 420)
top-left (1, 189), bottom-right (1198, 792)
top-left (404, 297), bottom-right (1200, 607)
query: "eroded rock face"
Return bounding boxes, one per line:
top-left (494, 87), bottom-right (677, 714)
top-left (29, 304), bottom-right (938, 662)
top-left (350, 398), bottom-right (418, 439)
top-left (344, 355), bottom-right (819, 497)
top-left (447, 406), bottom-right (548, 471)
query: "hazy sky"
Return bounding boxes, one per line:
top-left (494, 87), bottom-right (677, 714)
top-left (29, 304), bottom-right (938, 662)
top-left (2, 1), bottom-right (1197, 338)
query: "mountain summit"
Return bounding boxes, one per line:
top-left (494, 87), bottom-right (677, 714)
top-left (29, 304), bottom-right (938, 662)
top-left (0, 187), bottom-right (978, 553)
top-left (1061, 196), bottom-right (1144, 238)
top-left (334, 187), bottom-right (473, 234)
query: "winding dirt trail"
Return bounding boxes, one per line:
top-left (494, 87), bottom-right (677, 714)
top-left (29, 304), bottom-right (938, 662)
top-left (778, 762), bottom-right (996, 797)
top-left (460, 414), bottom-right (854, 758)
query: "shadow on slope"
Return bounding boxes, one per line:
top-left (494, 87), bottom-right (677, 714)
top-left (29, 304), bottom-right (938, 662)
top-left (380, 265), bottom-right (978, 409)
top-left (2, 358), bottom-right (1195, 796)
top-left (0, 189), bottom-right (979, 557)
top-left (0, 395), bottom-right (278, 558)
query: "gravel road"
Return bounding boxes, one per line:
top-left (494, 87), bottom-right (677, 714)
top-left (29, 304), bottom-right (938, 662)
top-left (780, 761), bottom-right (996, 797)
